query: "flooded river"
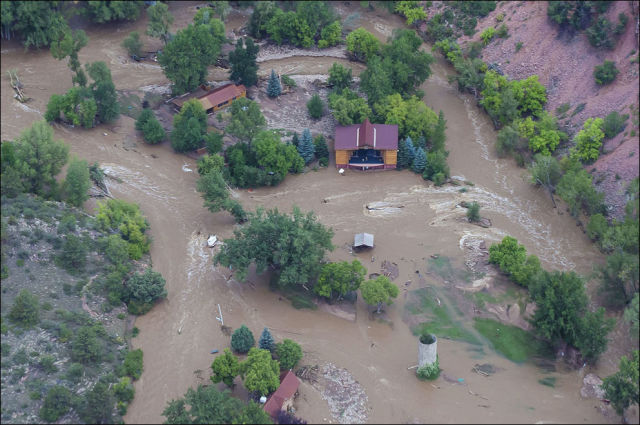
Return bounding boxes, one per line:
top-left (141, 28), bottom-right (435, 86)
top-left (0, 2), bottom-right (617, 424)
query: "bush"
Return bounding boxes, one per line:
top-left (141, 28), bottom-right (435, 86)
top-left (39, 355), bottom-right (58, 374)
top-left (127, 269), bottom-right (167, 314)
top-left (276, 338), bottom-right (303, 370)
top-left (602, 350), bottom-right (639, 415)
top-left (66, 362), bottom-right (84, 382)
top-left (467, 202), bottom-right (480, 222)
top-left (307, 94), bottom-right (324, 119)
top-left (71, 325), bottom-right (102, 364)
top-left (231, 325), bottom-right (255, 354)
top-left (281, 74), bottom-right (296, 88)
top-left (58, 234), bottom-right (87, 271)
top-left (96, 199), bottom-right (150, 260)
top-left (122, 31), bottom-right (143, 57)
top-left (114, 376), bottom-right (135, 403)
top-left (602, 111), bottom-right (628, 139)
top-left (496, 24), bottom-right (509, 38)
top-left (124, 349), bottom-right (144, 380)
top-left (9, 289), bottom-right (40, 327)
top-left (416, 356), bottom-right (440, 380)
top-left (480, 26), bottom-right (496, 45)
top-left (40, 386), bottom-right (72, 422)
top-left (594, 60), bottom-right (619, 85)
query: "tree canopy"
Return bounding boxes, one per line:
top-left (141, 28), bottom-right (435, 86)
top-left (64, 157), bottom-right (91, 207)
top-left (226, 98), bottom-right (266, 143)
top-left (314, 260), bottom-right (366, 300)
top-left (275, 339), bottom-right (303, 370)
top-left (241, 348), bottom-right (280, 397)
top-left (229, 37), bottom-right (260, 87)
top-left (360, 275), bottom-right (399, 313)
top-left (1, 2), bottom-right (70, 49)
top-left (83, 1), bottom-right (144, 23)
top-left (211, 348), bottom-right (240, 387)
top-left (602, 350), bottom-right (639, 415)
top-left (146, 2), bottom-right (174, 45)
top-left (159, 24), bottom-right (223, 94)
top-left (171, 99), bottom-right (207, 152)
top-left (346, 28), bottom-right (380, 62)
top-left (214, 207), bottom-right (334, 289)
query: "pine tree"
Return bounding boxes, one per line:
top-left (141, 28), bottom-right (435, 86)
top-left (297, 128), bottom-right (315, 164)
top-left (431, 110), bottom-right (447, 152)
top-left (307, 94), bottom-right (324, 119)
top-left (229, 38), bottom-right (259, 87)
top-left (412, 147), bottom-right (427, 173)
top-left (267, 69), bottom-right (282, 98)
top-left (291, 132), bottom-right (300, 147)
top-left (397, 137), bottom-right (416, 169)
top-left (258, 328), bottom-right (275, 352)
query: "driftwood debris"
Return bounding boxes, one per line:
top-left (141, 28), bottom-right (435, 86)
top-left (7, 69), bottom-right (30, 103)
top-left (296, 364), bottom-right (319, 384)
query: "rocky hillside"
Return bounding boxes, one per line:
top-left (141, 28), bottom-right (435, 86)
top-left (438, 0), bottom-right (639, 219)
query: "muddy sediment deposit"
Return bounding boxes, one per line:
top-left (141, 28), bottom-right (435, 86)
top-left (1, 2), bottom-right (632, 424)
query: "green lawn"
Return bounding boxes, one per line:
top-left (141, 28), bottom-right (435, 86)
top-left (473, 317), bottom-right (552, 363)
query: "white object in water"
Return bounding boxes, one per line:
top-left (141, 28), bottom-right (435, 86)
top-left (338, 168), bottom-right (345, 175)
top-left (259, 396), bottom-right (267, 404)
top-left (207, 235), bottom-right (218, 247)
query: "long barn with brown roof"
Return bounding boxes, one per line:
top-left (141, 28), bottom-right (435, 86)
top-left (169, 83), bottom-right (246, 114)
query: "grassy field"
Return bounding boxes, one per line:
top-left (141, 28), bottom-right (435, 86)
top-left (406, 287), bottom-right (480, 345)
top-left (473, 317), bottom-right (552, 363)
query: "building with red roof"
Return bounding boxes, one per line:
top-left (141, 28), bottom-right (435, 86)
top-left (334, 118), bottom-right (398, 170)
top-left (170, 83), bottom-right (246, 114)
top-left (262, 370), bottom-right (300, 419)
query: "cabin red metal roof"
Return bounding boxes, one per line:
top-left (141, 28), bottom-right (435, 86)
top-left (263, 370), bottom-right (300, 418)
top-left (199, 84), bottom-right (246, 109)
top-left (334, 119), bottom-right (398, 150)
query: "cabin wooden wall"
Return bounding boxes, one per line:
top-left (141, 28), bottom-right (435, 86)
top-left (335, 150), bottom-right (350, 165)
top-left (383, 150), bottom-right (397, 166)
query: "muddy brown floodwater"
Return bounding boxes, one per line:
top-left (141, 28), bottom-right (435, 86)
top-left (0, 2), bottom-right (621, 424)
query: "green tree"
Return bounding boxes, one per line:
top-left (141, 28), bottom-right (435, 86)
top-left (171, 99), bottom-right (207, 152)
top-left (241, 347), bottom-right (281, 396)
top-left (1, 2), bottom-right (70, 49)
top-left (296, 1), bottom-right (336, 38)
top-left (248, 1), bottom-right (277, 39)
top-left (211, 348), bottom-right (240, 387)
top-left (163, 385), bottom-right (267, 424)
top-left (253, 130), bottom-right (304, 179)
top-left (8, 289), bottom-right (39, 327)
top-left (624, 293), bottom-right (639, 335)
top-left (314, 135), bottom-right (329, 165)
top-left (529, 153), bottom-right (562, 206)
top-left (159, 24), bottom-right (222, 94)
top-left (575, 307), bottom-right (615, 362)
top-left (297, 128), bottom-right (315, 164)
top-left (197, 153), bottom-right (224, 176)
top-left (105, 234), bottom-right (129, 266)
top-left (431, 110), bottom-right (447, 152)
top-left (59, 233), bottom-right (88, 271)
top-left (467, 202), bottom-right (480, 222)
top-left (319, 20), bottom-right (342, 48)
top-left (602, 350), bottom-right (639, 415)
top-left (529, 270), bottom-right (588, 346)
top-left (267, 69), bottom-right (282, 98)
top-left (226, 98), bottom-right (266, 143)
top-left (214, 207), bottom-right (334, 289)
top-left (573, 117), bottom-right (605, 162)
top-left (423, 149), bottom-right (450, 185)
top-left (83, 1), bottom-right (143, 23)
top-left (489, 236), bottom-right (528, 282)
top-left (586, 213), bottom-right (608, 242)
top-left (229, 37), bottom-right (260, 87)
top-left (39, 385), bottom-right (72, 423)
top-left (328, 62), bottom-right (353, 92)
top-left (259, 328), bottom-right (276, 352)
top-left (72, 325), bottom-right (102, 364)
top-left (600, 251), bottom-right (639, 306)
top-left (593, 60), bottom-right (619, 85)
top-left (307, 94), bottom-right (324, 119)
top-left (556, 167), bottom-right (604, 217)
top-left (412, 147), bottom-right (427, 173)
top-left (265, 9), bottom-right (314, 48)
top-left (13, 121), bottom-right (69, 197)
top-left (361, 275), bottom-right (399, 313)
top-left (397, 137), bottom-right (416, 169)
top-left (64, 157), bottom-right (91, 207)
top-left (231, 325), bottom-right (255, 354)
top-left (127, 269), bottom-right (167, 314)
top-left (51, 29), bottom-right (88, 87)
top-left (78, 381), bottom-right (114, 424)
top-left (328, 89), bottom-right (371, 125)
top-left (122, 31), bottom-right (143, 57)
top-left (95, 198), bottom-right (150, 259)
top-left (114, 376), bottom-right (135, 403)
top-left (602, 111), bottom-right (628, 139)
top-left (197, 170), bottom-right (246, 223)
top-left (124, 349), bottom-right (144, 379)
top-left (275, 339), bottom-right (302, 370)
top-left (86, 61), bottom-right (119, 123)
top-left (346, 27), bottom-right (380, 62)
top-left (395, 1), bottom-right (427, 26)
top-left (141, 116), bottom-right (165, 144)
top-left (146, 2), bottom-right (173, 45)
top-left (314, 260), bottom-right (366, 300)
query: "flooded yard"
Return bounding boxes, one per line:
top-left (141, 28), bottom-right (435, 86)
top-left (0, 2), bottom-right (624, 424)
